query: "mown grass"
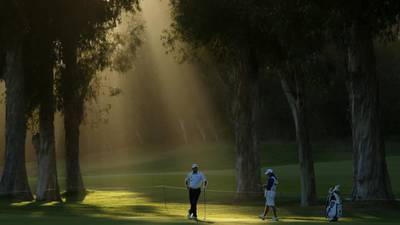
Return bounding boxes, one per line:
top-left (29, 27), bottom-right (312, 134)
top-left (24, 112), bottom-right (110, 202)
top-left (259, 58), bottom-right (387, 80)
top-left (0, 188), bottom-right (399, 225)
top-left (75, 141), bottom-right (400, 174)
top-left (1, 142), bottom-right (399, 225)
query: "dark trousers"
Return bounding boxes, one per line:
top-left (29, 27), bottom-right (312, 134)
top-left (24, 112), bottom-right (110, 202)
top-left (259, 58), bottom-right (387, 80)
top-left (188, 188), bottom-right (201, 217)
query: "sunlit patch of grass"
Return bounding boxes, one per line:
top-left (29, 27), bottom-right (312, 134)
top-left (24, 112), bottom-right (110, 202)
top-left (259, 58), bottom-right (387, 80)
top-left (10, 201), bottom-right (32, 207)
top-left (2, 143), bottom-right (400, 225)
top-left (1, 189), bottom-right (399, 225)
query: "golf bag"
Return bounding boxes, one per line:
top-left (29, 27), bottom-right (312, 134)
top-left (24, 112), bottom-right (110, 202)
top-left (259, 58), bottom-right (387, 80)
top-left (325, 186), bottom-right (342, 222)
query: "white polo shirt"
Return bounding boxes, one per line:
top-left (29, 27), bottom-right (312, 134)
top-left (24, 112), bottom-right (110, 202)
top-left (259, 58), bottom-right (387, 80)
top-left (185, 172), bottom-right (207, 189)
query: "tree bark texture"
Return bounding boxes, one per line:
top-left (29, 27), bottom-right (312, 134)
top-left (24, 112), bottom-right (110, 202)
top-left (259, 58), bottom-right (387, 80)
top-left (36, 60), bottom-right (61, 202)
top-left (0, 43), bottom-right (33, 201)
top-left (347, 21), bottom-right (394, 201)
top-left (233, 57), bottom-right (262, 198)
top-left (62, 43), bottom-right (86, 201)
top-left (280, 69), bottom-right (317, 206)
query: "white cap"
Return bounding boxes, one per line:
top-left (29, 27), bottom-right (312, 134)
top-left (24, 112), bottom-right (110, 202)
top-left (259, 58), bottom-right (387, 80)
top-left (265, 169), bottom-right (273, 175)
top-left (333, 185), bottom-right (340, 192)
top-left (192, 163), bottom-right (198, 169)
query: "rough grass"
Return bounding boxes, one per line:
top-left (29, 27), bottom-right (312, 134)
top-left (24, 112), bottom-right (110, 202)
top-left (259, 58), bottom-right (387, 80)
top-left (1, 142), bottom-right (400, 225)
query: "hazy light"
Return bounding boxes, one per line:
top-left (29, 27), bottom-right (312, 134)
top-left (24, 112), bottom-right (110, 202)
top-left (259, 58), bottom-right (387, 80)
top-left (0, 0), bottom-right (224, 175)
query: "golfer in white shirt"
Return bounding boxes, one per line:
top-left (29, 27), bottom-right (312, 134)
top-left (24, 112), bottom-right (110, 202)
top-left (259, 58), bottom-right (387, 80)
top-left (185, 163), bottom-right (207, 220)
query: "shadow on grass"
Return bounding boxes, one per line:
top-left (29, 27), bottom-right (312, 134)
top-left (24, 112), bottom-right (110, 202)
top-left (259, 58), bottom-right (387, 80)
top-left (1, 191), bottom-right (399, 225)
top-left (194, 219), bottom-right (215, 224)
top-left (283, 201), bottom-right (400, 224)
top-left (0, 196), bottom-right (190, 225)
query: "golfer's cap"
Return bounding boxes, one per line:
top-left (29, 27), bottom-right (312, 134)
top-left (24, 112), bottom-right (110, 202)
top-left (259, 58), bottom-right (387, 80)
top-left (265, 169), bottom-right (273, 175)
top-left (192, 163), bottom-right (198, 169)
top-left (333, 185), bottom-right (340, 192)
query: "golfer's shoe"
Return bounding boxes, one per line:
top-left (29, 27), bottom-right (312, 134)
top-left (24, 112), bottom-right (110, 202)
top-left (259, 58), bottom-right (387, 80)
top-left (328, 217), bottom-right (338, 222)
top-left (187, 211), bottom-right (193, 220)
top-left (259, 214), bottom-right (266, 220)
top-left (271, 217), bottom-right (279, 222)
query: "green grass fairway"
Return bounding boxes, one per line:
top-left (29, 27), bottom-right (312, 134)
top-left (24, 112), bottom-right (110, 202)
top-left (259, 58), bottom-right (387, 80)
top-left (1, 143), bottom-right (399, 225)
top-left (1, 189), bottom-right (399, 225)
top-left (0, 188), bottom-right (399, 225)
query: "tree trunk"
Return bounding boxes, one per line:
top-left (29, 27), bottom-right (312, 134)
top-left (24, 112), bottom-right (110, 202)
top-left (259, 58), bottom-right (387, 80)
top-left (0, 43), bottom-right (33, 201)
top-left (36, 63), bottom-right (61, 202)
top-left (62, 44), bottom-right (86, 201)
top-left (0, 48), bottom-right (5, 79)
top-left (64, 100), bottom-right (85, 201)
top-left (280, 70), bottom-right (317, 206)
top-left (196, 121), bottom-right (207, 143)
top-left (234, 58), bottom-right (261, 198)
top-left (178, 119), bottom-right (188, 144)
top-left (347, 22), bottom-right (394, 201)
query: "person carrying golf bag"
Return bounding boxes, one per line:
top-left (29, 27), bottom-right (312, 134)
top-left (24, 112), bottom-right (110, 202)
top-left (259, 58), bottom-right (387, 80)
top-left (325, 185), bottom-right (342, 222)
top-left (185, 164), bottom-right (207, 220)
top-left (259, 169), bottom-right (279, 221)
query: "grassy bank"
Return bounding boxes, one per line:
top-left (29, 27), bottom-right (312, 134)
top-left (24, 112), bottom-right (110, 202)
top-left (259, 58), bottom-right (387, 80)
top-left (0, 142), bottom-right (399, 225)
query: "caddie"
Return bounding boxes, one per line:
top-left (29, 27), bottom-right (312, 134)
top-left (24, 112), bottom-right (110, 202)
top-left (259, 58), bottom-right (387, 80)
top-left (259, 168), bottom-right (279, 221)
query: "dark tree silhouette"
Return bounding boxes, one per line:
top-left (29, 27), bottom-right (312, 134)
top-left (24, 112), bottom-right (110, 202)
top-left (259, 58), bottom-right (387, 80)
top-left (54, 0), bottom-right (139, 201)
top-left (324, 0), bottom-right (400, 201)
top-left (0, 0), bottom-right (36, 201)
